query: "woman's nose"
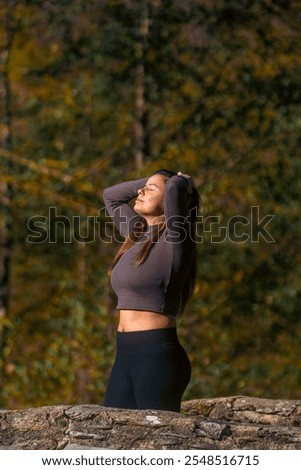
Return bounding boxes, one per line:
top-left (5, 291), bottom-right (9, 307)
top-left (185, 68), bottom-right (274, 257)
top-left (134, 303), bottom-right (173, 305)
top-left (138, 187), bottom-right (145, 195)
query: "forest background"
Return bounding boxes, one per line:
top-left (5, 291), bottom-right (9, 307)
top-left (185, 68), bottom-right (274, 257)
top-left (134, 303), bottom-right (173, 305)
top-left (0, 0), bottom-right (300, 409)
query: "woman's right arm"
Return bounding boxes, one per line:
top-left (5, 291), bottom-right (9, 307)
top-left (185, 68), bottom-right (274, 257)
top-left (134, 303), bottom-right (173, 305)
top-left (103, 178), bottom-right (148, 237)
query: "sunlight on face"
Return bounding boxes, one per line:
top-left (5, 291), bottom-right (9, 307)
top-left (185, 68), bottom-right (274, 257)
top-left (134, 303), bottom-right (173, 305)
top-left (134, 174), bottom-right (167, 222)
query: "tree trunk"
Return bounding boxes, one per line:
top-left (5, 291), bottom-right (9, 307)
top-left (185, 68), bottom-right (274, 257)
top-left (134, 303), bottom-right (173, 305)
top-left (1, 396), bottom-right (301, 449)
top-left (134, 0), bottom-right (150, 170)
top-left (0, 1), bottom-right (16, 359)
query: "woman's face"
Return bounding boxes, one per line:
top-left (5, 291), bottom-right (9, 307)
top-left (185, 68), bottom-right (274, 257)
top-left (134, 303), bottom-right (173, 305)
top-left (134, 174), bottom-right (166, 221)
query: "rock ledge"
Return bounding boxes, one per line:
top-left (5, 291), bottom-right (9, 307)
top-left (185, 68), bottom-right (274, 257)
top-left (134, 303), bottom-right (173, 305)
top-left (1, 396), bottom-right (301, 450)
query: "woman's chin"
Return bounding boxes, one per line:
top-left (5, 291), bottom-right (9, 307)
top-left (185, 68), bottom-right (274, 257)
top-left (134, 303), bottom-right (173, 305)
top-left (134, 205), bottom-right (144, 216)
top-left (134, 201), bottom-right (143, 210)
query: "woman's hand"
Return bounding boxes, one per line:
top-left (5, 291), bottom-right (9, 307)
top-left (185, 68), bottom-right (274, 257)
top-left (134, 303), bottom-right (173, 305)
top-left (177, 171), bottom-right (194, 194)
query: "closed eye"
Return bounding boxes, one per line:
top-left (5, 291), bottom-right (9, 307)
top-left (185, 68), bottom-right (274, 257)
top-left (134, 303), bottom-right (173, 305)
top-left (146, 183), bottom-right (158, 190)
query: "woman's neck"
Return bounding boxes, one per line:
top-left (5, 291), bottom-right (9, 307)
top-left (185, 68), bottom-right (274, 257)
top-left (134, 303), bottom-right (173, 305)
top-left (145, 215), bottom-right (165, 226)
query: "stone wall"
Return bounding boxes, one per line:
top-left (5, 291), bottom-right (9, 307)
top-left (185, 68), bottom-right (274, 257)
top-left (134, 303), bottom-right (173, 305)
top-left (1, 396), bottom-right (301, 450)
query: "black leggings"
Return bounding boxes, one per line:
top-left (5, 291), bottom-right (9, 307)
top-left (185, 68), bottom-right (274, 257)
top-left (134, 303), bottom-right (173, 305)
top-left (103, 328), bottom-right (191, 412)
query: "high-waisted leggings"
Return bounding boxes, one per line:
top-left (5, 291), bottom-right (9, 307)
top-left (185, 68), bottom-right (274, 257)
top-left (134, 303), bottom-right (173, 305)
top-left (103, 327), bottom-right (191, 412)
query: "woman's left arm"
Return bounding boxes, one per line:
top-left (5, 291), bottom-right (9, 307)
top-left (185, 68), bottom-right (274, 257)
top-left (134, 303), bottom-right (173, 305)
top-left (164, 173), bottom-right (194, 245)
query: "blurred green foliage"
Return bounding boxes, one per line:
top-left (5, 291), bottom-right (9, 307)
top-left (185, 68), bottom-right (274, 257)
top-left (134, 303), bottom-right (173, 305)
top-left (0, 0), bottom-right (300, 408)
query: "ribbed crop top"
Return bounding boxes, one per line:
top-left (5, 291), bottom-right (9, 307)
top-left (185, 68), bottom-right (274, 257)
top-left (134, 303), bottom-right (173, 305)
top-left (103, 175), bottom-right (194, 317)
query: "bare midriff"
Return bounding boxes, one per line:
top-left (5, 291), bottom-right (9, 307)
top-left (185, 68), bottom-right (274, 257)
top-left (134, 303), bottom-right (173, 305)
top-left (117, 310), bottom-right (176, 332)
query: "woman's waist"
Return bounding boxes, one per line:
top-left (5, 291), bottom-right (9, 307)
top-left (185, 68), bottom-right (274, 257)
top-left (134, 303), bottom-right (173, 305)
top-left (116, 326), bottom-right (180, 352)
top-left (117, 309), bottom-right (176, 332)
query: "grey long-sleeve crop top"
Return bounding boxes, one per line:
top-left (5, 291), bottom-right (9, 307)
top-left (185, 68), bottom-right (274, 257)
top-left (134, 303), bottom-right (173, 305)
top-left (103, 175), bottom-right (194, 317)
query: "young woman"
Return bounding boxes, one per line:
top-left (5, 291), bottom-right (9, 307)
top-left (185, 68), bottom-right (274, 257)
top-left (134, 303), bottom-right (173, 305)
top-left (103, 169), bottom-right (200, 412)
